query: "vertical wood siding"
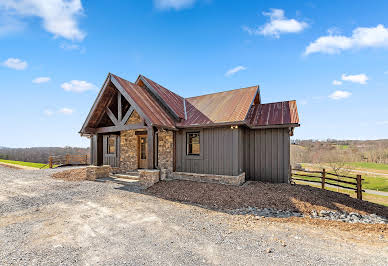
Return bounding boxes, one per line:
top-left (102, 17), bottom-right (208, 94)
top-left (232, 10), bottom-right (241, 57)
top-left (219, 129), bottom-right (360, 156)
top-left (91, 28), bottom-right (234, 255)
top-left (242, 127), bottom-right (290, 183)
top-left (175, 126), bottom-right (290, 183)
top-left (176, 127), bottom-right (239, 176)
top-left (102, 135), bottom-right (120, 167)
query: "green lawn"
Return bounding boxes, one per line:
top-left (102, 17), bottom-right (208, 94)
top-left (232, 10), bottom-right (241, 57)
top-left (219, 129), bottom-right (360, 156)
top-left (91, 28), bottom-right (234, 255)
top-left (0, 159), bottom-right (50, 169)
top-left (346, 162), bottom-right (388, 171)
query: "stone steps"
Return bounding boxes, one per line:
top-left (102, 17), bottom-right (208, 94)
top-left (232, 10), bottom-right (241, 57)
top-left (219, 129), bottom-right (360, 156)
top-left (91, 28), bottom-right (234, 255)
top-left (110, 171), bottom-right (140, 180)
top-left (97, 176), bottom-right (140, 186)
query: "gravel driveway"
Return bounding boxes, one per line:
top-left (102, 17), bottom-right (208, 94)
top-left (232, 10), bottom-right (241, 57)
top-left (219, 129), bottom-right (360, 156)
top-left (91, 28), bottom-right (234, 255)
top-left (0, 166), bottom-right (387, 265)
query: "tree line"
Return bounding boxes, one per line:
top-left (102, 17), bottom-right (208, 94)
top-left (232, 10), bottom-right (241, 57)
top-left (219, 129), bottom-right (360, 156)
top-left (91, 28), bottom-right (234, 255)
top-left (0, 147), bottom-right (90, 164)
top-left (291, 139), bottom-right (388, 166)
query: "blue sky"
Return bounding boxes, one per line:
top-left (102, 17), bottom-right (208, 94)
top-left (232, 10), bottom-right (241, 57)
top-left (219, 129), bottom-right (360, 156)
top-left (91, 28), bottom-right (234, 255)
top-left (1, 0), bottom-right (388, 148)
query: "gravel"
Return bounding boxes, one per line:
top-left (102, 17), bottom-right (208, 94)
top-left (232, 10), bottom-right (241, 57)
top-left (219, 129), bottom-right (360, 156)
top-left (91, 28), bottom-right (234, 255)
top-left (229, 207), bottom-right (304, 218)
top-left (229, 207), bottom-right (387, 224)
top-left (310, 210), bottom-right (388, 224)
top-left (1, 166), bottom-right (388, 265)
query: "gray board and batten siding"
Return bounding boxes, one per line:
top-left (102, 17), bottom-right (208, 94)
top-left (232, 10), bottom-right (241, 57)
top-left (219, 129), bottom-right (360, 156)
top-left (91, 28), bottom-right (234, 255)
top-left (175, 126), bottom-right (290, 183)
top-left (241, 127), bottom-right (290, 183)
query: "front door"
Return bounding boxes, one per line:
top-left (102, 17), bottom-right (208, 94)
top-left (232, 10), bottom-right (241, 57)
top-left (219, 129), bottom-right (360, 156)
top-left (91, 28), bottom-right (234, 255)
top-left (138, 136), bottom-right (147, 169)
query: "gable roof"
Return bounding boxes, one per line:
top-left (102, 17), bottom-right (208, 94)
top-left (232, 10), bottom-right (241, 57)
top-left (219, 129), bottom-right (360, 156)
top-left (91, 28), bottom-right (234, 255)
top-left (137, 75), bottom-right (186, 120)
top-left (80, 73), bottom-right (299, 134)
top-left (177, 86), bottom-right (259, 127)
top-left (111, 74), bottom-right (176, 129)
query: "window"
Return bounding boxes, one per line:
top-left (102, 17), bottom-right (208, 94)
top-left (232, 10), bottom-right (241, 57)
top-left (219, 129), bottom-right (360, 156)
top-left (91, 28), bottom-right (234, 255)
top-left (140, 137), bottom-right (147, 159)
top-left (107, 136), bottom-right (116, 154)
top-left (187, 132), bottom-right (200, 155)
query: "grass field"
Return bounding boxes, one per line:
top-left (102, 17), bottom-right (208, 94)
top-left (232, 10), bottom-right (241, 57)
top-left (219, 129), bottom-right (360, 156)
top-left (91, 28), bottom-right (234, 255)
top-left (0, 159), bottom-right (50, 169)
top-left (346, 162), bottom-right (388, 172)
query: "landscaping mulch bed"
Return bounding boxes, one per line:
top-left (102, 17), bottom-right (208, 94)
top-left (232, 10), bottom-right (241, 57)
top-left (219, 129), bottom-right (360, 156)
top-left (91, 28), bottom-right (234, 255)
top-left (147, 180), bottom-right (388, 217)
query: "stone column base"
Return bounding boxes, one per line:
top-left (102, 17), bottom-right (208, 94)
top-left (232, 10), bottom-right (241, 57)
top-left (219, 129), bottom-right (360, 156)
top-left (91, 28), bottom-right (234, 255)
top-left (139, 169), bottom-right (160, 188)
top-left (85, 165), bottom-right (112, 181)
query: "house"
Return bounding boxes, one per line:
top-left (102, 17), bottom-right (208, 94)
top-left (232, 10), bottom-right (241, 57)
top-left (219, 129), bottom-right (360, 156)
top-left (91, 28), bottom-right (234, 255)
top-left (80, 73), bottom-right (299, 184)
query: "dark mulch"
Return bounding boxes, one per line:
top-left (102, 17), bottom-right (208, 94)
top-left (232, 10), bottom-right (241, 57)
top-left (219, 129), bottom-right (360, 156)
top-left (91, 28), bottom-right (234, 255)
top-left (147, 180), bottom-right (388, 217)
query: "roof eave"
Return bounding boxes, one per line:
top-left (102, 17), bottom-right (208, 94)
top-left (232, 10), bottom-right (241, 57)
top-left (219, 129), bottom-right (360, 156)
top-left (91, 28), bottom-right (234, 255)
top-left (248, 123), bottom-right (300, 129)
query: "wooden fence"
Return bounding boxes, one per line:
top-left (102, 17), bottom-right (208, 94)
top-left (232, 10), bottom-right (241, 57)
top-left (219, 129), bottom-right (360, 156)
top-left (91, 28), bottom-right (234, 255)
top-left (291, 168), bottom-right (364, 200)
top-left (47, 154), bottom-right (88, 168)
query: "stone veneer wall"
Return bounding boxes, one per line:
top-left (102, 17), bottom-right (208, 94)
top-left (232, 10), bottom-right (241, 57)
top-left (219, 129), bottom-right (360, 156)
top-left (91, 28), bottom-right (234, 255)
top-left (170, 171), bottom-right (245, 186)
top-left (120, 130), bottom-right (137, 172)
top-left (119, 110), bottom-right (143, 172)
top-left (158, 130), bottom-right (174, 179)
top-left (86, 165), bottom-right (112, 180)
top-left (139, 169), bottom-right (160, 188)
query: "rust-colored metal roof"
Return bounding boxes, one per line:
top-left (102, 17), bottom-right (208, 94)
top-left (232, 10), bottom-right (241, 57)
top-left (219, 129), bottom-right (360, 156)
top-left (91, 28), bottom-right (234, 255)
top-left (112, 74), bottom-right (176, 129)
top-left (81, 72), bottom-right (299, 133)
top-left (177, 86), bottom-right (259, 126)
top-left (139, 75), bottom-right (186, 119)
top-left (245, 100), bottom-right (299, 127)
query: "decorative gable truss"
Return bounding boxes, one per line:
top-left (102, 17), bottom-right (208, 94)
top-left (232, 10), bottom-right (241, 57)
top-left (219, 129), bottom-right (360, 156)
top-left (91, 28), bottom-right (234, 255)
top-left (80, 74), bottom-right (150, 135)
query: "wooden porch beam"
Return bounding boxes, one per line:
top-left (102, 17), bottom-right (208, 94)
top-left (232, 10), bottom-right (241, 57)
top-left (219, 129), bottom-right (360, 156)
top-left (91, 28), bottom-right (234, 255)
top-left (147, 126), bottom-right (154, 169)
top-left (117, 92), bottom-right (122, 122)
top-left (120, 106), bottom-right (134, 126)
top-left (106, 107), bottom-right (118, 125)
top-left (91, 124), bottom-right (146, 134)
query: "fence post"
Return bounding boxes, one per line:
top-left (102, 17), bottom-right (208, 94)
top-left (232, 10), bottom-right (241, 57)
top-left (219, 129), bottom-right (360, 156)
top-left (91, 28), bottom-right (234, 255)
top-left (356, 174), bottom-right (362, 200)
top-left (66, 154), bottom-right (70, 165)
top-left (321, 168), bottom-right (326, 189)
top-left (49, 156), bottom-right (53, 168)
top-left (85, 155), bottom-right (88, 164)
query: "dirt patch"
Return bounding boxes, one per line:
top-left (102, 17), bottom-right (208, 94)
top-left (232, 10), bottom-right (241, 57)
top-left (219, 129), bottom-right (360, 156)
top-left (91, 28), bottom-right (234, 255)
top-left (51, 168), bottom-right (87, 181)
top-left (147, 180), bottom-right (388, 217)
top-left (0, 162), bottom-right (38, 170)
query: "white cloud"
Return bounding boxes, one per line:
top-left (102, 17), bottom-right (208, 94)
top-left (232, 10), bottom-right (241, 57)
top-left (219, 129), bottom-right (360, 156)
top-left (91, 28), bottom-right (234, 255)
top-left (61, 80), bottom-right (97, 93)
top-left (59, 108), bottom-right (74, 115)
top-left (377, 121), bottom-right (388, 125)
top-left (332, 80), bottom-right (342, 86)
top-left (154, 0), bottom-right (195, 10)
top-left (225, 66), bottom-right (247, 77)
top-left (243, 8), bottom-right (308, 38)
top-left (43, 109), bottom-right (54, 116)
top-left (305, 24), bottom-right (388, 55)
top-left (329, 90), bottom-right (352, 100)
top-left (384, 70), bottom-right (388, 74)
top-left (341, 73), bottom-right (368, 84)
top-left (33, 77), bottom-right (51, 84)
top-left (0, 0), bottom-right (85, 41)
top-left (2, 58), bottom-right (27, 70)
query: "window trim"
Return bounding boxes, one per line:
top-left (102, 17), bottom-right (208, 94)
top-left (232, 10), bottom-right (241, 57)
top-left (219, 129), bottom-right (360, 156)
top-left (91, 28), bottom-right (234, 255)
top-left (184, 129), bottom-right (203, 159)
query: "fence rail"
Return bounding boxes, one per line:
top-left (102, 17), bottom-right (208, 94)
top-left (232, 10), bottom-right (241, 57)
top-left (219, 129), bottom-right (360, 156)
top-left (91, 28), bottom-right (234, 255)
top-left (291, 168), bottom-right (364, 200)
top-left (47, 154), bottom-right (88, 168)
